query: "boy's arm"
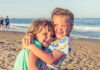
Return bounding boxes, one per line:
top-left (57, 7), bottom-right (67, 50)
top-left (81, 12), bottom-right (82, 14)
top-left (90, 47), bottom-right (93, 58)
top-left (29, 44), bottom-right (64, 65)
top-left (29, 50), bottom-right (40, 70)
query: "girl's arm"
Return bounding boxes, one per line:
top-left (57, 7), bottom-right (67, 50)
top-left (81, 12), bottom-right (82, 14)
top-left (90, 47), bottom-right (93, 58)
top-left (22, 34), bottom-right (64, 65)
top-left (29, 44), bottom-right (64, 65)
top-left (29, 50), bottom-right (40, 70)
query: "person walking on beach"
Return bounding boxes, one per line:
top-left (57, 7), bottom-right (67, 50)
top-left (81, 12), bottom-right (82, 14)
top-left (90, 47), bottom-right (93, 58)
top-left (0, 17), bottom-right (4, 31)
top-left (13, 19), bottom-right (54, 70)
top-left (5, 16), bottom-right (10, 31)
top-left (23, 7), bottom-right (74, 70)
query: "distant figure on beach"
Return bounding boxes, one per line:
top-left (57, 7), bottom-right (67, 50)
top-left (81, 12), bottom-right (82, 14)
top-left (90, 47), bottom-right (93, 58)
top-left (13, 19), bottom-right (53, 70)
top-left (0, 17), bottom-right (4, 31)
top-left (5, 16), bottom-right (10, 30)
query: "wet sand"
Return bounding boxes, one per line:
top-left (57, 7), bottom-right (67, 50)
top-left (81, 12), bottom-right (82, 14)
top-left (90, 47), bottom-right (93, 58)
top-left (0, 31), bottom-right (100, 70)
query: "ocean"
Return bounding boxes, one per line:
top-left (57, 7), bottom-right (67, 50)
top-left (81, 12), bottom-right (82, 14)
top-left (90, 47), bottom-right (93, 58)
top-left (3, 18), bottom-right (100, 39)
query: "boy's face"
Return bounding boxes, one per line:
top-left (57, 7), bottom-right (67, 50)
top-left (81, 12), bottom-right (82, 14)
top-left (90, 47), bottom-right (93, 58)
top-left (52, 15), bottom-right (70, 39)
top-left (36, 28), bottom-right (53, 48)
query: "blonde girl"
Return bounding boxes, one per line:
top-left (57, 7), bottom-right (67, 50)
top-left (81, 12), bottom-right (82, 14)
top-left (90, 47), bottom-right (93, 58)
top-left (14, 19), bottom-right (53, 70)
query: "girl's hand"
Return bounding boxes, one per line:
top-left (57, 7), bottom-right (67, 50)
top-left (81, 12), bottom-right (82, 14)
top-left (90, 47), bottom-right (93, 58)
top-left (22, 33), bottom-right (33, 49)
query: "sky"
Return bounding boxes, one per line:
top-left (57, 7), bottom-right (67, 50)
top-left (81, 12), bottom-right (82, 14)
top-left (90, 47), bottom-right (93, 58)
top-left (0, 0), bottom-right (100, 18)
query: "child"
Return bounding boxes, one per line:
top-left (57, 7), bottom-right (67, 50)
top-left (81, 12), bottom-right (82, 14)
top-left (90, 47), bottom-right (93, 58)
top-left (23, 7), bottom-right (74, 70)
top-left (13, 19), bottom-right (54, 70)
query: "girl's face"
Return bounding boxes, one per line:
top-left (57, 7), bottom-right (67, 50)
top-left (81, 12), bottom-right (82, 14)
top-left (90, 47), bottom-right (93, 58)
top-left (36, 28), bottom-right (53, 48)
top-left (52, 15), bottom-right (70, 39)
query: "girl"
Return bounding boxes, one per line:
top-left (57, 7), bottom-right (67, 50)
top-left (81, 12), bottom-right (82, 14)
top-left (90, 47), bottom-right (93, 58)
top-left (23, 7), bottom-right (74, 70)
top-left (13, 19), bottom-right (54, 70)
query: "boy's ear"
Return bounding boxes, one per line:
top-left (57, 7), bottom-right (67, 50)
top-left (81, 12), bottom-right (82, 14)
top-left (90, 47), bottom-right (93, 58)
top-left (70, 24), bottom-right (73, 31)
top-left (68, 23), bottom-right (73, 34)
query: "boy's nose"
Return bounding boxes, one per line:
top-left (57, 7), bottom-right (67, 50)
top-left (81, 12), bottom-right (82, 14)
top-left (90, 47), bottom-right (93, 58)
top-left (57, 25), bottom-right (63, 29)
top-left (57, 27), bottom-right (63, 31)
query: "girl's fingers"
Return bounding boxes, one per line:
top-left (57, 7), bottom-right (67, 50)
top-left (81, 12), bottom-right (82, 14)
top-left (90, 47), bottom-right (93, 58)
top-left (23, 38), bottom-right (27, 46)
top-left (29, 36), bottom-right (32, 45)
top-left (22, 37), bottom-right (26, 48)
top-left (26, 36), bottom-right (29, 46)
top-left (30, 37), bottom-right (33, 44)
top-left (28, 33), bottom-right (33, 44)
top-left (25, 35), bottom-right (32, 45)
top-left (27, 35), bottom-right (31, 45)
top-left (22, 33), bottom-right (33, 49)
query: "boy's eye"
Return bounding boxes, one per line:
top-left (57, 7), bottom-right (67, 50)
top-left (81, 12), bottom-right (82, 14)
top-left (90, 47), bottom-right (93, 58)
top-left (61, 25), bottom-right (67, 27)
top-left (54, 24), bottom-right (58, 27)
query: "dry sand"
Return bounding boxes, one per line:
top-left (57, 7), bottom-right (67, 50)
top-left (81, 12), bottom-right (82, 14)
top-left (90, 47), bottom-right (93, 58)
top-left (0, 31), bottom-right (24, 70)
top-left (0, 31), bottom-right (100, 70)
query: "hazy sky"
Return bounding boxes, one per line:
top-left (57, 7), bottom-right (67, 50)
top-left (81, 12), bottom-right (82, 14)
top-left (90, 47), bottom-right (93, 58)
top-left (0, 0), bottom-right (100, 18)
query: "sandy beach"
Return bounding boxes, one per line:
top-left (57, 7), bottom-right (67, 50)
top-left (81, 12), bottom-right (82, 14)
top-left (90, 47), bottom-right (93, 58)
top-left (0, 31), bottom-right (100, 70)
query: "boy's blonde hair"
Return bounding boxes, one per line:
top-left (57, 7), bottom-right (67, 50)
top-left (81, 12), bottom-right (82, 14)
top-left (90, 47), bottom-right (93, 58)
top-left (51, 7), bottom-right (74, 25)
top-left (26, 19), bottom-right (53, 37)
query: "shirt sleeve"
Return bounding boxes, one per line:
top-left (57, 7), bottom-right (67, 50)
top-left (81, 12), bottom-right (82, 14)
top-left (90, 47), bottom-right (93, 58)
top-left (55, 36), bottom-right (71, 55)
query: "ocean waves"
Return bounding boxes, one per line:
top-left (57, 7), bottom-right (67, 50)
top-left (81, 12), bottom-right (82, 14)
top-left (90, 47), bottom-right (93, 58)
top-left (8, 18), bottom-right (100, 39)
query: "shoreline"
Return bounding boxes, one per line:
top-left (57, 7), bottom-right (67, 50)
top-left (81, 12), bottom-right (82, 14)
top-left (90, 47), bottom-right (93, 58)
top-left (0, 31), bottom-right (100, 70)
top-left (1, 30), bottom-right (100, 41)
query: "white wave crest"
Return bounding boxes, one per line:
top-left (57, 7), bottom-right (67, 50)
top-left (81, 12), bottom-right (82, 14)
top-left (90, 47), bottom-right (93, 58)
top-left (73, 25), bottom-right (100, 32)
top-left (10, 23), bottom-right (30, 27)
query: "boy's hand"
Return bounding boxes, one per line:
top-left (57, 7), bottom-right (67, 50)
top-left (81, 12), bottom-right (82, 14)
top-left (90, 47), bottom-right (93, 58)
top-left (22, 33), bottom-right (33, 49)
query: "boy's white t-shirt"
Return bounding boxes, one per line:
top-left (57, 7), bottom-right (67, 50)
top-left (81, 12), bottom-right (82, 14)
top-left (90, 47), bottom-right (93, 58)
top-left (41, 36), bottom-right (71, 70)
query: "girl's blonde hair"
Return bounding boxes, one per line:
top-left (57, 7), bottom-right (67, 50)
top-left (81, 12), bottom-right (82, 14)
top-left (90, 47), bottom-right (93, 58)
top-left (26, 19), bottom-right (53, 38)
